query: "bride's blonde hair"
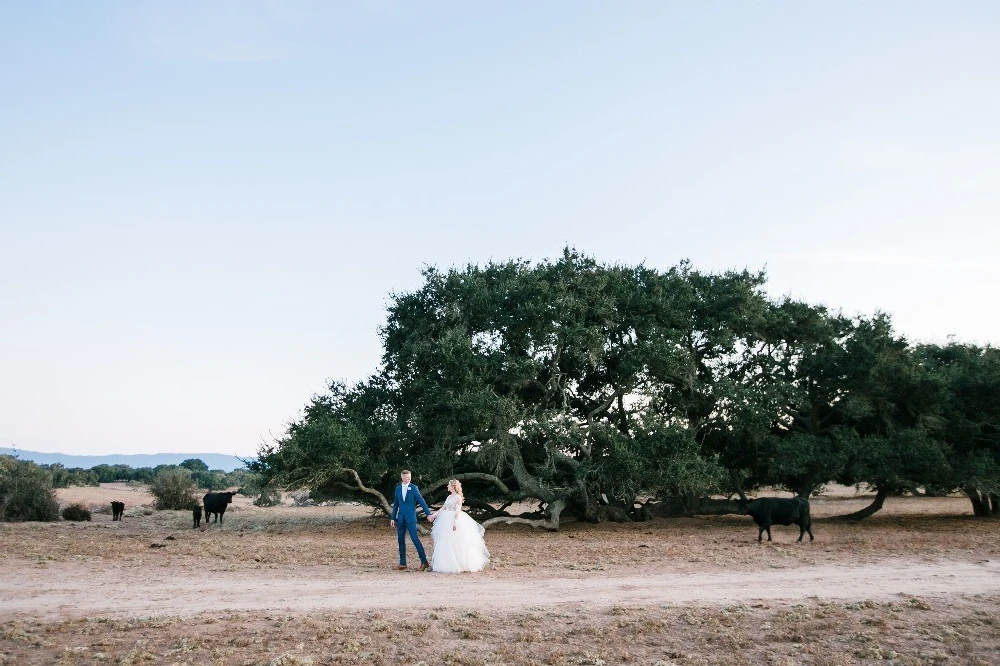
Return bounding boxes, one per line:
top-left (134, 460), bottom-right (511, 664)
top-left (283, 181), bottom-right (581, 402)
top-left (449, 479), bottom-right (464, 498)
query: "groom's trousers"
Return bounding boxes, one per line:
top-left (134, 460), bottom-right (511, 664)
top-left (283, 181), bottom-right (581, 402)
top-left (396, 520), bottom-right (428, 565)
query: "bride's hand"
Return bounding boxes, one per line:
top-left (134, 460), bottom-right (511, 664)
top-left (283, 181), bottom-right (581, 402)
top-left (452, 523), bottom-right (457, 531)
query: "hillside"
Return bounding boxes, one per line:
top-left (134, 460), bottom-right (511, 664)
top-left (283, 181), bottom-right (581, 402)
top-left (0, 447), bottom-right (250, 472)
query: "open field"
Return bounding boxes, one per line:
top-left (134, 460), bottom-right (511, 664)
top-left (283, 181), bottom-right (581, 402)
top-left (1, 485), bottom-right (999, 665)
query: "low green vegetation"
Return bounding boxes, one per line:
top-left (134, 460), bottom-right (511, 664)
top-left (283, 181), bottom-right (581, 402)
top-left (1, 452), bottom-right (263, 522)
top-left (0, 455), bottom-right (60, 521)
top-left (59, 502), bottom-right (91, 521)
top-left (149, 467), bottom-right (200, 510)
top-left (45, 464), bottom-right (100, 488)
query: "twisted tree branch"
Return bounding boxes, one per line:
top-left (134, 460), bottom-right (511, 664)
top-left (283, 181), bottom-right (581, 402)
top-left (316, 467), bottom-right (391, 515)
top-left (423, 472), bottom-right (511, 495)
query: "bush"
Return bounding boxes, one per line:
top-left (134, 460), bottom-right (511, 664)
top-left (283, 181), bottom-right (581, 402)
top-left (238, 472), bottom-right (282, 507)
top-left (192, 469), bottom-right (227, 491)
top-left (61, 503), bottom-right (92, 521)
top-left (46, 464), bottom-right (100, 488)
top-left (289, 489), bottom-right (313, 507)
top-left (0, 455), bottom-right (60, 521)
top-left (149, 467), bottom-right (199, 510)
top-left (253, 488), bottom-right (282, 507)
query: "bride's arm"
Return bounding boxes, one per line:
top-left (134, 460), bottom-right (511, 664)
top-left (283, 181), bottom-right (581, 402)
top-left (453, 497), bottom-right (463, 530)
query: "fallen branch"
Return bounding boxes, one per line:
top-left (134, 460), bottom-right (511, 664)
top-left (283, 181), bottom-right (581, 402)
top-left (481, 515), bottom-right (559, 532)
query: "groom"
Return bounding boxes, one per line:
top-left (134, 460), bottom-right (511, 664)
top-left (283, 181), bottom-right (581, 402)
top-left (389, 469), bottom-right (432, 571)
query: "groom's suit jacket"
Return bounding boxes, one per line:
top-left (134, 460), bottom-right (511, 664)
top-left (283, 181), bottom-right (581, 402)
top-left (391, 483), bottom-right (432, 526)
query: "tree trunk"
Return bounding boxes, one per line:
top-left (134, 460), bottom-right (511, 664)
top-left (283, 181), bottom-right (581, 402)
top-left (693, 497), bottom-right (743, 515)
top-left (570, 480), bottom-right (605, 523)
top-left (963, 487), bottom-right (992, 517)
top-left (794, 484), bottom-right (816, 500)
top-left (836, 486), bottom-right (889, 521)
top-left (482, 499), bottom-right (564, 532)
top-left (645, 496), bottom-right (688, 518)
top-left (596, 504), bottom-right (634, 522)
top-left (989, 493), bottom-right (1000, 516)
top-left (631, 499), bottom-right (654, 522)
top-left (646, 496), bottom-right (742, 517)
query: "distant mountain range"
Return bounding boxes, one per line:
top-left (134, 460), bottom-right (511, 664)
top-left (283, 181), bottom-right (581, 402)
top-left (0, 447), bottom-right (250, 472)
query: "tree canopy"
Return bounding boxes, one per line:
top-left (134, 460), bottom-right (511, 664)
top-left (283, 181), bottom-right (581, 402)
top-left (253, 250), bottom-right (1000, 525)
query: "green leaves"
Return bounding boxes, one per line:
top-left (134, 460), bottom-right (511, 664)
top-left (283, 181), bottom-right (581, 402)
top-left (0, 455), bottom-right (60, 522)
top-left (149, 467), bottom-right (199, 510)
top-left (258, 249), bottom-right (1000, 520)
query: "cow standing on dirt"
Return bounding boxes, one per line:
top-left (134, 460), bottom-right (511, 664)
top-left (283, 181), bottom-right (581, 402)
top-left (739, 497), bottom-right (814, 542)
top-left (111, 501), bottom-right (125, 521)
top-left (192, 505), bottom-right (202, 528)
top-left (203, 491), bottom-right (237, 524)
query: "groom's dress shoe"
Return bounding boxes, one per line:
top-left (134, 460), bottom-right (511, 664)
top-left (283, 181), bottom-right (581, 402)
top-left (419, 563), bottom-right (431, 572)
top-left (396, 564), bottom-right (407, 570)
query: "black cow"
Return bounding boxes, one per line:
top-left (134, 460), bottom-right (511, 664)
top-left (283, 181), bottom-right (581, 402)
top-left (193, 505), bottom-right (202, 528)
top-left (740, 497), bottom-right (814, 542)
top-left (111, 501), bottom-right (125, 521)
top-left (203, 491), bottom-right (237, 524)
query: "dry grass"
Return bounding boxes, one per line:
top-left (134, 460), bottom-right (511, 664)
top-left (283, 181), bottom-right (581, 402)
top-left (1, 484), bottom-right (998, 665)
top-left (4, 497), bottom-right (993, 574)
top-left (2, 597), bottom-right (999, 665)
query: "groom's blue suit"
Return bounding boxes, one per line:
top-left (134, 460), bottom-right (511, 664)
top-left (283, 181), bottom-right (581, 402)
top-left (391, 482), bottom-right (432, 566)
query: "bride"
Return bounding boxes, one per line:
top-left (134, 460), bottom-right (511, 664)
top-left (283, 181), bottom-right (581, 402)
top-left (428, 479), bottom-right (490, 573)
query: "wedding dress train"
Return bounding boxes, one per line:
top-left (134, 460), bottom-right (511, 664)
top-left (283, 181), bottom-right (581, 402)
top-left (430, 494), bottom-right (490, 573)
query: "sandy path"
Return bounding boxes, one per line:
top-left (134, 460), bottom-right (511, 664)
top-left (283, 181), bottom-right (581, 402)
top-left (2, 558), bottom-right (997, 620)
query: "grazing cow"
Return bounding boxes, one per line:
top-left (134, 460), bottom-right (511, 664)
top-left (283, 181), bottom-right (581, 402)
top-left (111, 501), bottom-right (125, 521)
top-left (739, 497), bottom-right (814, 542)
top-left (193, 505), bottom-right (202, 528)
top-left (203, 491), bottom-right (237, 524)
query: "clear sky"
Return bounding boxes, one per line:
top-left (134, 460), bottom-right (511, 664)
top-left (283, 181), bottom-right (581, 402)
top-left (2, 2), bottom-right (998, 458)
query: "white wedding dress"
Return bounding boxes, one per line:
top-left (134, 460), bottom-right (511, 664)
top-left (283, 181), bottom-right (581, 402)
top-left (430, 493), bottom-right (490, 573)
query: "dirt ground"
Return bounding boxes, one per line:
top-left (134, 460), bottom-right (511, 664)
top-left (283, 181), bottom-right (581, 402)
top-left (1, 485), bottom-right (999, 665)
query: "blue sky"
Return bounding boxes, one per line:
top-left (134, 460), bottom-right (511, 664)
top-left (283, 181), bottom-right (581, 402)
top-left (2, 2), bottom-right (998, 458)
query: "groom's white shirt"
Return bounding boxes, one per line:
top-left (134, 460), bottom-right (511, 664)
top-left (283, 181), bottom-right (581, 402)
top-left (401, 484), bottom-right (409, 500)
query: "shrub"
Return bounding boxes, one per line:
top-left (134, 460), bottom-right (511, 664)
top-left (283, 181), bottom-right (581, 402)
top-left (61, 503), bottom-right (92, 521)
top-left (238, 473), bottom-right (282, 507)
top-left (46, 464), bottom-right (100, 488)
top-left (253, 488), bottom-right (282, 507)
top-left (0, 455), bottom-right (60, 521)
top-left (192, 469), bottom-right (227, 491)
top-left (149, 467), bottom-right (199, 510)
top-left (290, 489), bottom-right (314, 507)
